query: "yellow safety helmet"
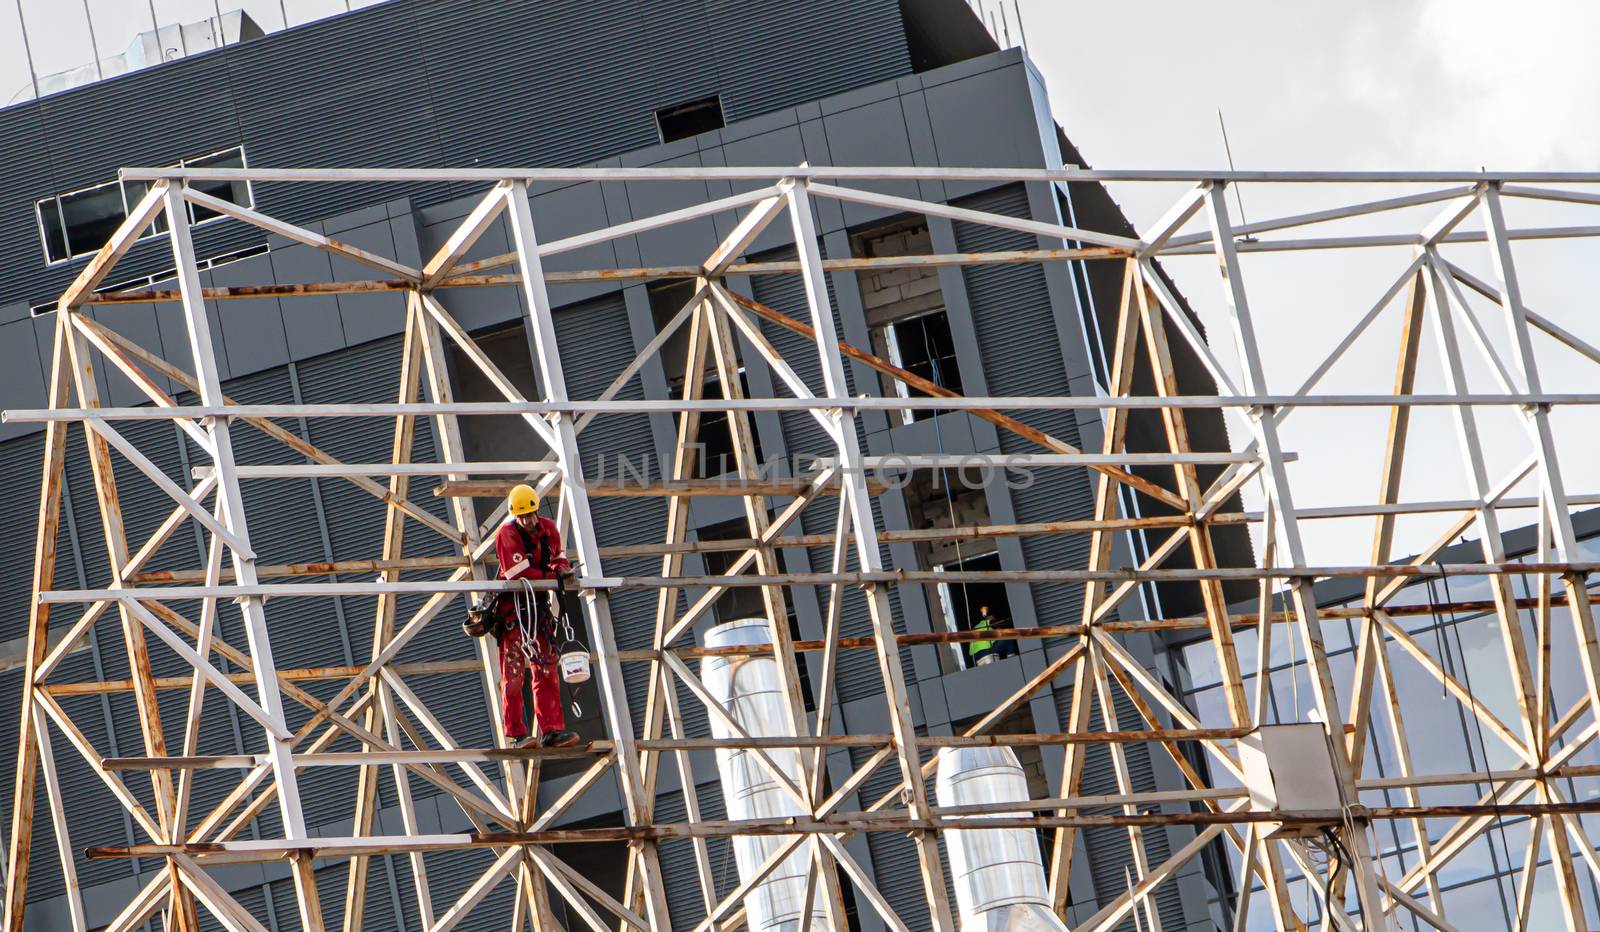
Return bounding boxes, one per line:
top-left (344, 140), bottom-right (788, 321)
top-left (508, 483), bottom-right (540, 516)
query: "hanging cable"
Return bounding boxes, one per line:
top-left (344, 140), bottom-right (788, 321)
top-left (1435, 559), bottom-right (1516, 889)
top-left (920, 316), bottom-right (978, 665)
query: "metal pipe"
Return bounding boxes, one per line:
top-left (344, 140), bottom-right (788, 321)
top-left (935, 746), bottom-right (1067, 931)
top-left (701, 619), bottom-right (825, 931)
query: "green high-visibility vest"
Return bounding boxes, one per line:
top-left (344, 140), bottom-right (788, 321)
top-left (969, 615), bottom-right (996, 656)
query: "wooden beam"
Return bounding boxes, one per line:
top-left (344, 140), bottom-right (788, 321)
top-left (721, 288), bottom-right (1189, 512)
top-left (4, 313), bottom-right (72, 931)
top-left (433, 475), bottom-right (890, 498)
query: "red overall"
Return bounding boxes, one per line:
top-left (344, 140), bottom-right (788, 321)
top-left (494, 515), bottom-right (570, 740)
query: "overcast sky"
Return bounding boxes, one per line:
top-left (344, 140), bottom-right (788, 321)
top-left (1013, 0), bottom-right (1600, 564)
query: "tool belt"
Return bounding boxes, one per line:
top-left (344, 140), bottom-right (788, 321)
top-left (464, 521), bottom-right (554, 639)
top-left (462, 573), bottom-right (583, 650)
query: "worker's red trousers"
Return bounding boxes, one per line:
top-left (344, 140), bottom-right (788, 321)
top-left (497, 623), bottom-right (565, 739)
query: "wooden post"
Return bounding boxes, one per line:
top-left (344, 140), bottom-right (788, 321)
top-left (342, 294), bottom-right (423, 932)
top-left (1049, 261), bottom-right (1138, 912)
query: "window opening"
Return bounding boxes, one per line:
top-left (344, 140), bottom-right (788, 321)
top-left (852, 218), bottom-right (962, 423)
top-left (901, 469), bottom-right (1012, 670)
top-left (882, 308), bottom-right (963, 422)
top-left (934, 551), bottom-right (1014, 670)
top-left (184, 148), bottom-right (250, 223)
top-left (35, 146), bottom-right (251, 265)
top-left (697, 368), bottom-right (763, 478)
top-left (655, 95), bottom-right (725, 144)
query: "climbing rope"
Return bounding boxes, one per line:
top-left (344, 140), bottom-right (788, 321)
top-left (510, 577), bottom-right (584, 720)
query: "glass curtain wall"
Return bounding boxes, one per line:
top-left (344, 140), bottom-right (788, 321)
top-left (1170, 532), bottom-right (1600, 930)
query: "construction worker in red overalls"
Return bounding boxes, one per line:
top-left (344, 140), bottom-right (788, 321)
top-left (495, 483), bottom-right (580, 748)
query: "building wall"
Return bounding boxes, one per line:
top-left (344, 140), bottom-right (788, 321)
top-left (0, 0), bottom-right (912, 319)
top-left (0, 7), bottom-right (1221, 926)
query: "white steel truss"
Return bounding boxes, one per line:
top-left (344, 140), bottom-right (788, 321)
top-left (4, 164), bottom-right (1600, 931)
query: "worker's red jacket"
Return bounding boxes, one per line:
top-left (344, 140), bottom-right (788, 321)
top-left (495, 516), bottom-right (570, 582)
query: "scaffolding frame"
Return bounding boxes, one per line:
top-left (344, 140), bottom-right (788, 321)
top-left (4, 164), bottom-right (1600, 931)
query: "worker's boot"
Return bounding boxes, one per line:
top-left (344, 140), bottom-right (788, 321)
top-left (541, 729), bottom-right (580, 748)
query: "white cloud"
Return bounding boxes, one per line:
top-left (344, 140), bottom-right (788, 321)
top-left (1017, 0), bottom-right (1600, 562)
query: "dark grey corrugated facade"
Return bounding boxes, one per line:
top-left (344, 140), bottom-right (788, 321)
top-left (0, 3), bottom-right (1230, 929)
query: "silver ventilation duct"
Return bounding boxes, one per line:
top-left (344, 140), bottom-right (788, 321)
top-left (936, 746), bottom-right (1068, 932)
top-left (701, 618), bottom-right (826, 931)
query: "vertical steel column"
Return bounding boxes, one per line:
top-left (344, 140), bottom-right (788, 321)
top-left (1480, 186), bottom-right (1600, 932)
top-left (501, 180), bottom-right (673, 928)
top-left (160, 184), bottom-right (319, 926)
top-left (1203, 183), bottom-right (1389, 929)
top-left (3, 311), bottom-right (70, 932)
top-left (785, 179), bottom-right (957, 932)
top-left (1481, 185), bottom-right (1600, 729)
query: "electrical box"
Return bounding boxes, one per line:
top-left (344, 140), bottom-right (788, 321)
top-left (1238, 723), bottom-right (1343, 839)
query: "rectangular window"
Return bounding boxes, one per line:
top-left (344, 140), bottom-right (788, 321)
top-left (184, 148), bottom-right (250, 224)
top-left (58, 181), bottom-right (130, 257)
top-left (881, 309), bottom-right (963, 422)
top-left (655, 95), bottom-right (725, 144)
top-left (901, 469), bottom-right (1010, 671)
top-left (35, 146), bottom-right (250, 265)
top-left (853, 218), bottom-right (963, 424)
top-left (934, 551), bottom-right (1014, 671)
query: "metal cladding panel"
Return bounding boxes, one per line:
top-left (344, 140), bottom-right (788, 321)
top-left (291, 333), bottom-right (491, 816)
top-left (655, 780), bottom-right (739, 926)
top-left (225, 3), bottom-right (443, 228)
top-left (0, 0), bottom-right (913, 313)
top-left (0, 106), bottom-right (56, 316)
top-left (1054, 677), bottom-right (1190, 929)
top-left (0, 435), bottom-right (46, 642)
top-left (219, 363), bottom-right (369, 830)
top-left (197, 882), bottom-right (272, 932)
top-left (0, 317), bottom-right (49, 443)
top-left (849, 740), bottom-right (932, 929)
top-left (413, 0), bottom-right (660, 171)
top-left (635, 0), bottom-right (723, 115)
top-left (748, 247), bottom-right (860, 447)
top-left (0, 680), bottom-right (57, 902)
top-left (388, 847), bottom-right (516, 932)
top-left (32, 53), bottom-right (237, 187)
top-left (799, 495), bottom-right (915, 706)
top-left (706, 0), bottom-right (911, 121)
top-left (952, 185), bottom-right (1095, 638)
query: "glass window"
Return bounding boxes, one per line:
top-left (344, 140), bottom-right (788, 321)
top-left (882, 309), bottom-right (964, 421)
top-left (36, 199), bottom-right (68, 263)
top-left (184, 148), bottom-right (251, 223)
top-left (120, 179), bottom-right (172, 237)
top-left (57, 180), bottom-right (128, 258)
top-left (35, 146), bottom-right (247, 263)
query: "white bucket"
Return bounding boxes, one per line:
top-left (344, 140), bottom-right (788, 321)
top-left (559, 649), bottom-right (592, 684)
